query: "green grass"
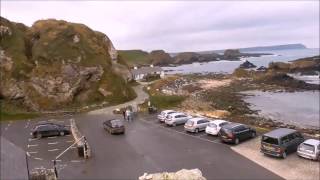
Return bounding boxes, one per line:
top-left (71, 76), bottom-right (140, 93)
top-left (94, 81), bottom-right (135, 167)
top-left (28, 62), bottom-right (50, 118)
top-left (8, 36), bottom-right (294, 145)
top-left (149, 95), bottom-right (186, 109)
top-left (0, 111), bottom-right (39, 121)
top-left (118, 50), bottom-right (151, 67)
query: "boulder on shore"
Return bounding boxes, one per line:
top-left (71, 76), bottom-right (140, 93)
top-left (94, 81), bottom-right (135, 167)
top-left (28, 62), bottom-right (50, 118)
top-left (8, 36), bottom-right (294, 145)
top-left (239, 60), bottom-right (257, 69)
top-left (139, 169), bottom-right (206, 180)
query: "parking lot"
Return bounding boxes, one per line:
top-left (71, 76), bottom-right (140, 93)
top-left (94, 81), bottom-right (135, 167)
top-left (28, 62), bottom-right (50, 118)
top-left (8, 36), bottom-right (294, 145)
top-left (1, 113), bottom-right (290, 179)
top-left (1, 117), bottom-right (84, 174)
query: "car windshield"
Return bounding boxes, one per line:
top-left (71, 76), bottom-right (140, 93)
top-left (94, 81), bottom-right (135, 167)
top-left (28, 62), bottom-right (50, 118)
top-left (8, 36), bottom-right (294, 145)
top-left (111, 120), bottom-right (123, 127)
top-left (300, 143), bottom-right (315, 152)
top-left (262, 136), bottom-right (279, 145)
top-left (208, 123), bottom-right (217, 128)
top-left (185, 121), bottom-right (194, 126)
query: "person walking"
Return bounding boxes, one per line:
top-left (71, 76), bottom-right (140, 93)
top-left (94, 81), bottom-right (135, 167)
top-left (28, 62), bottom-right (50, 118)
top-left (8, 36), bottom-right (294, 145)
top-left (122, 109), bottom-right (126, 120)
top-left (125, 109), bottom-right (131, 122)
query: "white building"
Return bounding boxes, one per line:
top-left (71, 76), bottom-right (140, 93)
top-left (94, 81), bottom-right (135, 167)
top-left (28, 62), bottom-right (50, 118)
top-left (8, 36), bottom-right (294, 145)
top-left (131, 65), bottom-right (164, 81)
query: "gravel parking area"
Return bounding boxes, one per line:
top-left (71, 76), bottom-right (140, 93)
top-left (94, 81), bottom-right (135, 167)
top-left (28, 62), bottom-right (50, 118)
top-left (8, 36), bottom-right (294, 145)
top-left (231, 137), bottom-right (320, 180)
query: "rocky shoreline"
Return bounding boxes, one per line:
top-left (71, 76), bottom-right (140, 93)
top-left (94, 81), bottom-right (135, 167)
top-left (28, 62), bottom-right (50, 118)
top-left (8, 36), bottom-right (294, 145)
top-left (148, 63), bottom-right (319, 137)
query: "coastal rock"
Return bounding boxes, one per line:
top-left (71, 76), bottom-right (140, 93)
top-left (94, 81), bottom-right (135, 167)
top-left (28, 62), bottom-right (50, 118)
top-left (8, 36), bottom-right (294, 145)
top-left (149, 50), bottom-right (173, 65)
top-left (0, 50), bottom-right (13, 71)
top-left (239, 60), bottom-right (257, 69)
top-left (0, 25), bottom-right (12, 36)
top-left (223, 49), bottom-right (242, 60)
top-left (139, 169), bottom-right (206, 180)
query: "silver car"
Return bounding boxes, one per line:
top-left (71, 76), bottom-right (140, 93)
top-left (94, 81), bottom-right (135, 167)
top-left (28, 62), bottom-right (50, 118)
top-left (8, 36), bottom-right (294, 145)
top-left (165, 112), bottom-right (192, 126)
top-left (157, 110), bottom-right (176, 123)
top-left (184, 117), bottom-right (210, 133)
top-left (297, 139), bottom-right (320, 161)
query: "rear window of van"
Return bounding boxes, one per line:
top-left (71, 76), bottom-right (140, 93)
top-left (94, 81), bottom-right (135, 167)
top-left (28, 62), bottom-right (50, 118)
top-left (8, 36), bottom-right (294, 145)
top-left (262, 136), bottom-right (279, 145)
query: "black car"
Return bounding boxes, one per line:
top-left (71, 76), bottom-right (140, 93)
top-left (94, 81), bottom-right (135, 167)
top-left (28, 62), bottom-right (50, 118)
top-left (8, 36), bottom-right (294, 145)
top-left (261, 128), bottom-right (304, 158)
top-left (31, 123), bottom-right (70, 138)
top-left (219, 123), bottom-right (256, 144)
top-left (103, 119), bottom-right (125, 134)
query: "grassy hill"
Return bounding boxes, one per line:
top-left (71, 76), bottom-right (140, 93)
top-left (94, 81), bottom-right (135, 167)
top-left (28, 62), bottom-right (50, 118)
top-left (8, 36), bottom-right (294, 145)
top-left (118, 50), bottom-right (151, 67)
top-left (0, 17), bottom-right (136, 116)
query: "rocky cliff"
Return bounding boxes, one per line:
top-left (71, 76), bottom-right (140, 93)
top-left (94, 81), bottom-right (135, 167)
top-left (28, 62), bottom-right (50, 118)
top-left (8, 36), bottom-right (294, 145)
top-left (0, 17), bottom-right (135, 112)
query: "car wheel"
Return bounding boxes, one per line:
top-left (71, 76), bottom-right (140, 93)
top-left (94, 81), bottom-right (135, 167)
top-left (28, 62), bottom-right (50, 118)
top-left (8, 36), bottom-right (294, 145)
top-left (282, 151), bottom-right (287, 159)
top-left (251, 132), bottom-right (256, 138)
top-left (235, 138), bottom-right (240, 145)
top-left (60, 131), bottom-right (65, 136)
top-left (195, 128), bottom-right (199, 133)
top-left (37, 133), bottom-right (42, 139)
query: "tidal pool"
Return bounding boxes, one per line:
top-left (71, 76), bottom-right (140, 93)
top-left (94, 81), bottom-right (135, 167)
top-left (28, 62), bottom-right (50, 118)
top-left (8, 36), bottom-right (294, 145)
top-left (243, 90), bottom-right (320, 129)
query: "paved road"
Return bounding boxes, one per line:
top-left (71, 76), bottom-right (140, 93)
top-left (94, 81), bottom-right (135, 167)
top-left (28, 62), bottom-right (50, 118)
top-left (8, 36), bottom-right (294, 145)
top-left (89, 85), bottom-right (149, 115)
top-left (58, 113), bottom-right (282, 179)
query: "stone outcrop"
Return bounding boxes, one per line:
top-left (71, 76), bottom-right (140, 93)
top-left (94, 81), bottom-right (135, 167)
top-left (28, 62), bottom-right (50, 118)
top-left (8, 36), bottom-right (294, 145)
top-left (149, 50), bottom-right (173, 65)
top-left (0, 16), bottom-right (135, 111)
top-left (239, 60), bottom-right (257, 69)
top-left (139, 169), bottom-right (206, 180)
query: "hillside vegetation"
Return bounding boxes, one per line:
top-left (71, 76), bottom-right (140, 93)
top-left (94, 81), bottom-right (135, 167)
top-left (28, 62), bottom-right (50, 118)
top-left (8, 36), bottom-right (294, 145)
top-left (0, 17), bottom-right (136, 115)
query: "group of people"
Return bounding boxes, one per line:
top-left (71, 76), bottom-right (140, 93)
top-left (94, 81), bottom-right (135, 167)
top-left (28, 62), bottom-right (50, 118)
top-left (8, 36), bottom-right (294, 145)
top-left (122, 108), bottom-right (133, 122)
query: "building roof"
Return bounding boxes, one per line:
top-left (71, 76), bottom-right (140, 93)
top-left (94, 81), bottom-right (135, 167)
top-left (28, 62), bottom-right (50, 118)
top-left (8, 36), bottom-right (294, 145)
top-left (263, 128), bottom-right (297, 138)
top-left (131, 66), bottom-right (163, 76)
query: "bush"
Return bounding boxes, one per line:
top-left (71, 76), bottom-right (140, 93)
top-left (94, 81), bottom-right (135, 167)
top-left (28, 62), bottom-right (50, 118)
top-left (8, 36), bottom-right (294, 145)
top-left (150, 95), bottom-right (186, 109)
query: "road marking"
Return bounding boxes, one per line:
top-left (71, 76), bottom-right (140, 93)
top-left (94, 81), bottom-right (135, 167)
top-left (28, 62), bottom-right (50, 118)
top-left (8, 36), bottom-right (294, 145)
top-left (48, 149), bottom-right (59, 152)
top-left (51, 159), bottom-right (62, 162)
top-left (65, 134), bottom-right (71, 137)
top-left (28, 144), bottom-right (39, 148)
top-left (66, 140), bottom-right (74, 143)
top-left (34, 157), bottom-right (43, 161)
top-left (48, 142), bottom-right (58, 145)
top-left (48, 119), bottom-right (56, 122)
top-left (70, 146), bottom-right (77, 149)
top-left (48, 136), bottom-right (57, 139)
top-left (28, 138), bottom-right (38, 142)
top-left (28, 151), bottom-right (38, 154)
top-left (70, 160), bottom-right (81, 163)
top-left (197, 133), bottom-right (208, 137)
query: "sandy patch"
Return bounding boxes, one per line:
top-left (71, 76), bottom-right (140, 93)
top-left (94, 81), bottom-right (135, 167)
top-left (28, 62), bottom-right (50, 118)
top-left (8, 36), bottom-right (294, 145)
top-left (198, 79), bottom-right (232, 90)
top-left (232, 137), bottom-right (320, 180)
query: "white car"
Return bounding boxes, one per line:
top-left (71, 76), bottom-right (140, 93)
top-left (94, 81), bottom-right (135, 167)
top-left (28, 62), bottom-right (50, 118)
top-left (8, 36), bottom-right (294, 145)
top-left (297, 139), bottom-right (320, 161)
top-left (205, 120), bottom-right (230, 136)
top-left (157, 110), bottom-right (176, 122)
top-left (165, 112), bottom-right (192, 126)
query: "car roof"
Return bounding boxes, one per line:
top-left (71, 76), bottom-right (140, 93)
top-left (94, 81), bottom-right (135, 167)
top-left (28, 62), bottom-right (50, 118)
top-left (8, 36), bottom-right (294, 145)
top-left (263, 128), bottom-right (297, 138)
top-left (211, 120), bottom-right (228, 124)
top-left (105, 119), bottom-right (121, 122)
top-left (162, 110), bottom-right (175, 113)
top-left (189, 117), bottom-right (206, 122)
top-left (169, 112), bottom-right (185, 116)
top-left (222, 123), bottom-right (243, 129)
top-left (303, 139), bottom-right (320, 146)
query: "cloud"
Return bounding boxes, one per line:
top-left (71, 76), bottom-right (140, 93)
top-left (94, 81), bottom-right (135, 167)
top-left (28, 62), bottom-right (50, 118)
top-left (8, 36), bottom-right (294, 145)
top-left (1, 1), bottom-right (319, 52)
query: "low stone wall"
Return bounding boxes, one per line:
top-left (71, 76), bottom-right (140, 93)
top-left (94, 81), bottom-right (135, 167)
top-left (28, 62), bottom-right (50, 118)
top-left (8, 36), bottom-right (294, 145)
top-left (139, 169), bottom-right (206, 180)
top-left (70, 118), bottom-right (91, 158)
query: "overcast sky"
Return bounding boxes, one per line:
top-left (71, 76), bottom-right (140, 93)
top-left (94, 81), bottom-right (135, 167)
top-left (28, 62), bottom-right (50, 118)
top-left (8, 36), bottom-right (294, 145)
top-left (2, 1), bottom-right (319, 52)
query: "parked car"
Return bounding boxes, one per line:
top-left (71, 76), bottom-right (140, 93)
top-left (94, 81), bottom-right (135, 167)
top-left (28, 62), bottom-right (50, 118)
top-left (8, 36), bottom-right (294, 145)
top-left (219, 123), bottom-right (256, 144)
top-left (103, 119), bottom-right (125, 134)
top-left (31, 123), bottom-right (70, 138)
top-left (205, 120), bottom-right (230, 136)
top-left (165, 112), bottom-right (192, 126)
top-left (157, 110), bottom-right (176, 123)
top-left (184, 117), bottom-right (210, 133)
top-left (260, 128), bottom-right (304, 158)
top-left (297, 139), bottom-right (320, 161)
